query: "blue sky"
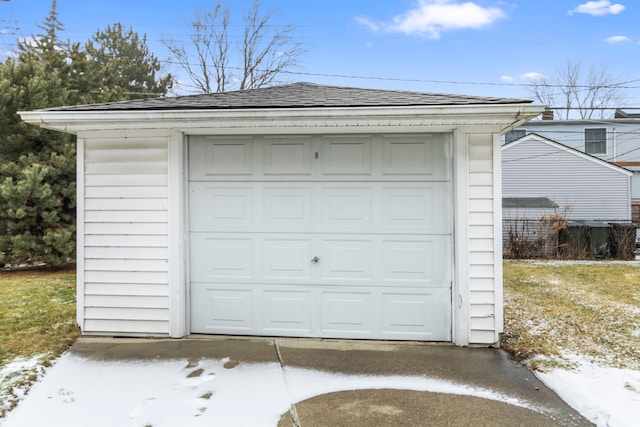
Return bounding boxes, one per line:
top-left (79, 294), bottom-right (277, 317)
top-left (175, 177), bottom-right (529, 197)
top-left (1, 0), bottom-right (639, 107)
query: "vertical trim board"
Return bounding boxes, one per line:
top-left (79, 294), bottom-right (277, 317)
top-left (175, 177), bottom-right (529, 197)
top-left (168, 133), bottom-right (187, 337)
top-left (76, 138), bottom-right (86, 333)
top-left (493, 133), bottom-right (504, 338)
top-left (452, 130), bottom-right (470, 346)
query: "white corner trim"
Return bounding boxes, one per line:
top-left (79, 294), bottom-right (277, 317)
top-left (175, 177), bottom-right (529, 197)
top-left (168, 132), bottom-right (187, 337)
top-left (493, 133), bottom-right (504, 338)
top-left (452, 129), bottom-right (470, 346)
top-left (76, 138), bottom-right (86, 333)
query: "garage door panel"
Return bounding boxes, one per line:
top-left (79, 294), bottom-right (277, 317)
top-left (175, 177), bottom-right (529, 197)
top-left (262, 238), bottom-right (313, 280)
top-left (190, 283), bottom-right (450, 339)
top-left (319, 239), bottom-right (372, 280)
top-left (190, 184), bottom-right (253, 231)
top-left (191, 286), bottom-right (253, 333)
top-left (380, 183), bottom-right (450, 233)
top-left (191, 236), bottom-right (254, 281)
top-left (262, 290), bottom-right (313, 333)
top-left (320, 186), bottom-right (372, 231)
top-left (191, 182), bottom-right (449, 235)
top-left (263, 137), bottom-right (313, 176)
top-left (382, 135), bottom-right (450, 179)
top-left (381, 236), bottom-right (449, 286)
top-left (321, 291), bottom-right (372, 335)
top-left (321, 136), bottom-right (372, 176)
top-left (381, 289), bottom-right (451, 340)
top-left (189, 137), bottom-right (254, 179)
top-left (263, 186), bottom-right (313, 230)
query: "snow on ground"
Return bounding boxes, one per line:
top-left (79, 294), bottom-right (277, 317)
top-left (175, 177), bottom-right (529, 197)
top-left (2, 353), bottom-right (544, 427)
top-left (536, 356), bottom-right (640, 427)
top-left (0, 356), bottom-right (45, 416)
top-left (1, 351), bottom-right (638, 427)
top-left (2, 355), bottom-right (291, 427)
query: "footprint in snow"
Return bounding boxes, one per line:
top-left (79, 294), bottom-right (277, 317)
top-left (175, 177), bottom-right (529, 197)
top-left (57, 388), bottom-right (75, 404)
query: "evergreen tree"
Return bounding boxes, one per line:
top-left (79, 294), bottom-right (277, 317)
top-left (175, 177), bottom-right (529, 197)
top-left (0, 1), bottom-right (172, 267)
top-left (0, 56), bottom-right (76, 267)
top-left (85, 23), bottom-right (172, 102)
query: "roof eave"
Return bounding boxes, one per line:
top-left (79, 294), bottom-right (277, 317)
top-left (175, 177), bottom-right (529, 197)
top-left (19, 104), bottom-right (544, 135)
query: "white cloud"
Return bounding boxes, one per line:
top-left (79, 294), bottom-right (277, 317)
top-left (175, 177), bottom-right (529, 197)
top-left (522, 72), bottom-right (546, 81)
top-left (355, 16), bottom-right (382, 32)
top-left (357, 0), bottom-right (507, 39)
top-left (605, 35), bottom-right (630, 43)
top-left (500, 75), bottom-right (514, 82)
top-left (569, 1), bottom-right (626, 16)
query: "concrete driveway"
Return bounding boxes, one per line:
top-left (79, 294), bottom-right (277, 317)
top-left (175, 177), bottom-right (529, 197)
top-left (8, 336), bottom-right (593, 426)
top-left (76, 336), bottom-right (592, 426)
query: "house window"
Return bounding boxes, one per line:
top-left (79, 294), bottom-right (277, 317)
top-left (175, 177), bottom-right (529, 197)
top-left (585, 128), bottom-right (607, 154)
top-left (504, 129), bottom-right (526, 143)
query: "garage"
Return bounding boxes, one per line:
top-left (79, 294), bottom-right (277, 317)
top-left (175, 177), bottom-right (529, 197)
top-left (20, 82), bottom-right (544, 346)
top-left (189, 133), bottom-right (452, 340)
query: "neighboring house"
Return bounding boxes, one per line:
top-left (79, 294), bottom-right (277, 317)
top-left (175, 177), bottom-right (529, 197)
top-left (502, 133), bottom-right (632, 221)
top-left (20, 82), bottom-right (543, 346)
top-left (505, 109), bottom-right (640, 202)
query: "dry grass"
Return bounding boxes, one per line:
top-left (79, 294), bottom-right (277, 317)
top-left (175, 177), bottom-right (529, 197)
top-left (1, 262), bottom-right (639, 416)
top-left (0, 267), bottom-right (79, 417)
top-left (502, 260), bottom-right (640, 371)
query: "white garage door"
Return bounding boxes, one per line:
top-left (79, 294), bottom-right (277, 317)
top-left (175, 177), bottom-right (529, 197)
top-left (188, 134), bottom-right (452, 341)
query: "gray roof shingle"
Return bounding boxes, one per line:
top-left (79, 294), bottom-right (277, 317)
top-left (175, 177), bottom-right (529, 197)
top-left (47, 82), bottom-right (533, 112)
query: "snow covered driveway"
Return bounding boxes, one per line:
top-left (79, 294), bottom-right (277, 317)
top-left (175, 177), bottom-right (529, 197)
top-left (0, 337), bottom-right (597, 427)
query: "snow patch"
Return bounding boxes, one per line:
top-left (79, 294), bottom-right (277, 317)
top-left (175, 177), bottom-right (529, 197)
top-left (0, 356), bottom-right (47, 415)
top-left (0, 357), bottom-right (41, 382)
top-left (536, 356), bottom-right (640, 427)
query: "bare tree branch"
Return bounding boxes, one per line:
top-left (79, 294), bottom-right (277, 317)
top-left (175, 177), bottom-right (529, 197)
top-left (163, 5), bottom-right (229, 94)
top-left (163, 0), bottom-right (305, 94)
top-left (529, 60), bottom-right (625, 119)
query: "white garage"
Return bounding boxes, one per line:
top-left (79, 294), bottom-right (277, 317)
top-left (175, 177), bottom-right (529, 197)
top-left (20, 83), bottom-right (543, 346)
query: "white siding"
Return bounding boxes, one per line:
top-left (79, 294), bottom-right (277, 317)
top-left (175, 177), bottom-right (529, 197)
top-left (467, 134), bottom-right (499, 345)
top-left (517, 122), bottom-right (640, 164)
top-left (503, 136), bottom-right (631, 220)
top-left (82, 137), bottom-right (170, 335)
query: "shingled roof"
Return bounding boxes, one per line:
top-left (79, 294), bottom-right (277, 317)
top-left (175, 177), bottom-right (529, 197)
top-left (47, 82), bottom-right (533, 112)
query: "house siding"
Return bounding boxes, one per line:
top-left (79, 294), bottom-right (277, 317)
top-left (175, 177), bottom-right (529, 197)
top-left (515, 122), bottom-right (638, 163)
top-left (513, 121), bottom-right (640, 202)
top-left (503, 136), bottom-right (631, 220)
top-left (467, 134), bottom-right (499, 345)
top-left (82, 137), bottom-right (171, 336)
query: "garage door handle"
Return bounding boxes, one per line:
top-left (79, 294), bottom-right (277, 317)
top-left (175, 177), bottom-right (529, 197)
top-left (311, 256), bottom-right (320, 263)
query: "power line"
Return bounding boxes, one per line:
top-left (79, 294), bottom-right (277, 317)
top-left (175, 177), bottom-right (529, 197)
top-left (162, 61), bottom-right (640, 91)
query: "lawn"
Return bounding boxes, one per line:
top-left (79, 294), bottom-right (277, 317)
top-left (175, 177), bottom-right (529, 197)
top-left (502, 260), bottom-right (640, 371)
top-left (0, 267), bottom-right (79, 417)
top-left (1, 261), bottom-right (639, 419)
